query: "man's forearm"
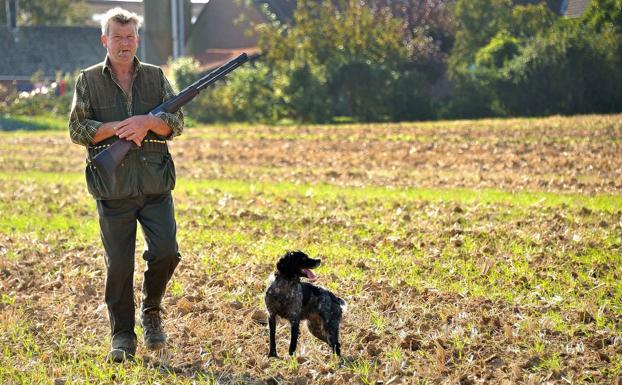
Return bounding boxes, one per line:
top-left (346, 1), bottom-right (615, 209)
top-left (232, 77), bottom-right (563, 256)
top-left (149, 115), bottom-right (173, 137)
top-left (92, 121), bottom-right (121, 144)
top-left (91, 115), bottom-right (172, 145)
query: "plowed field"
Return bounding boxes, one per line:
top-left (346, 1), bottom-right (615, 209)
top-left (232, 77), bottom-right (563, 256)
top-left (1, 114), bottom-right (621, 384)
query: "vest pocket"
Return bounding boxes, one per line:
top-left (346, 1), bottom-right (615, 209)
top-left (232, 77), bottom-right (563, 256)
top-left (85, 155), bottom-right (137, 199)
top-left (139, 152), bottom-right (176, 195)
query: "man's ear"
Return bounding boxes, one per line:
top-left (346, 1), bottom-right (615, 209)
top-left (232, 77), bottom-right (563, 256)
top-left (101, 34), bottom-right (107, 49)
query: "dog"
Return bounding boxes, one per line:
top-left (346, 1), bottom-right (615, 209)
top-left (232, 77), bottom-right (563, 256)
top-left (265, 251), bottom-right (346, 357)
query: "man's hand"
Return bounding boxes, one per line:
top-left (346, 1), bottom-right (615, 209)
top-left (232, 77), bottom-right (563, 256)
top-left (115, 115), bottom-right (173, 146)
top-left (115, 115), bottom-right (154, 146)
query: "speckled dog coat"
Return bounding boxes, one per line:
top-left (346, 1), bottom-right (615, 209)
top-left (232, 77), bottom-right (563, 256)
top-left (265, 251), bottom-right (346, 357)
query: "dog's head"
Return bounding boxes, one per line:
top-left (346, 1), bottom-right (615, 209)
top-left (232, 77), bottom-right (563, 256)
top-left (276, 251), bottom-right (321, 282)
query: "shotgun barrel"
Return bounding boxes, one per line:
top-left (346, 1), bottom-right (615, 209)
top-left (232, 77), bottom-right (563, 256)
top-left (92, 53), bottom-right (249, 181)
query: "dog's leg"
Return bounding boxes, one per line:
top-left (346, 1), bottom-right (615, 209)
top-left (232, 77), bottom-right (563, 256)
top-left (268, 313), bottom-right (278, 358)
top-left (327, 321), bottom-right (341, 356)
top-left (288, 317), bottom-right (300, 356)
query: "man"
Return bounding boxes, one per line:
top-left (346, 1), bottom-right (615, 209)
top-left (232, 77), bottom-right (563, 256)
top-left (69, 7), bottom-right (183, 363)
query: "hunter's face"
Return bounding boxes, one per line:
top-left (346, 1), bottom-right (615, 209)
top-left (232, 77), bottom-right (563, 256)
top-left (102, 21), bottom-right (139, 65)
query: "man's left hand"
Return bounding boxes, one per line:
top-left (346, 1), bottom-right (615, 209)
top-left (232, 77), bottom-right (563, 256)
top-left (115, 115), bottom-right (155, 146)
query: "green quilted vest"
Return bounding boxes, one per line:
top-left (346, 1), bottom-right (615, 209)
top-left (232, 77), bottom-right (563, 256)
top-left (83, 61), bottom-right (175, 200)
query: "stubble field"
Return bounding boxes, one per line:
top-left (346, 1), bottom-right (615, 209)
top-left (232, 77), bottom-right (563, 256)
top-left (1, 114), bottom-right (621, 384)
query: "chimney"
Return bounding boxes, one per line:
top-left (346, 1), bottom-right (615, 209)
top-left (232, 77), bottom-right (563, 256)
top-left (6, 0), bottom-right (18, 29)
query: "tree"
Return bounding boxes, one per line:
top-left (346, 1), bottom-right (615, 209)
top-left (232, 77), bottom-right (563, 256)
top-left (365, 0), bottom-right (456, 79)
top-left (167, 56), bottom-right (200, 91)
top-left (496, 21), bottom-right (622, 116)
top-left (449, 0), bottom-right (513, 78)
top-left (509, 3), bottom-right (556, 39)
top-left (445, 0), bottom-right (563, 118)
top-left (18, 0), bottom-right (90, 26)
top-left (254, 0), bottom-right (426, 122)
top-left (582, 0), bottom-right (622, 34)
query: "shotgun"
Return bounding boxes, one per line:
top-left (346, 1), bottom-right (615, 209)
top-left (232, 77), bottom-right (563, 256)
top-left (92, 52), bottom-right (249, 180)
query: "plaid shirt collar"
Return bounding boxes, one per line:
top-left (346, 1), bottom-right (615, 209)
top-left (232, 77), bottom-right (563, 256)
top-left (102, 55), bottom-right (143, 76)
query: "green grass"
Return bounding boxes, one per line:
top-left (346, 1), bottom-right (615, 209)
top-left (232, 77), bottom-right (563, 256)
top-left (1, 117), bottom-right (621, 384)
top-left (0, 114), bottom-right (67, 131)
top-left (2, 171), bottom-right (621, 322)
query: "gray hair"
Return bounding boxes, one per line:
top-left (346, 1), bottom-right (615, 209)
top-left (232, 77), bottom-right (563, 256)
top-left (101, 7), bottom-right (142, 36)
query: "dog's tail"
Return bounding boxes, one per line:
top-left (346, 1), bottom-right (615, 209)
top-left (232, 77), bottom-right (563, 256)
top-left (327, 291), bottom-right (348, 313)
top-left (337, 297), bottom-right (348, 313)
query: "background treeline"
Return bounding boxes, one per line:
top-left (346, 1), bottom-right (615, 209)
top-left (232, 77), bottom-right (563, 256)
top-left (173, 0), bottom-right (622, 123)
top-left (2, 0), bottom-right (621, 124)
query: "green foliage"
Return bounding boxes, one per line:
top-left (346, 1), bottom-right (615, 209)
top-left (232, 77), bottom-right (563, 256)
top-left (17, 0), bottom-right (90, 25)
top-left (167, 56), bottom-right (200, 91)
top-left (1, 72), bottom-right (78, 120)
top-left (254, 0), bottom-right (431, 122)
top-left (4, 93), bottom-right (73, 118)
top-left (259, 0), bottom-right (403, 122)
top-left (327, 62), bottom-right (393, 122)
top-left (446, 0), bottom-right (622, 118)
top-left (171, 0), bottom-right (436, 123)
top-left (3, 0), bottom-right (621, 123)
top-left (0, 113), bottom-right (68, 132)
top-left (387, 66), bottom-right (435, 121)
top-left (497, 21), bottom-right (622, 116)
top-left (188, 62), bottom-right (284, 123)
top-left (285, 64), bottom-right (331, 123)
top-left (450, 0), bottom-right (513, 77)
top-left (509, 3), bottom-right (556, 39)
top-left (583, 0), bottom-right (622, 34)
top-left (475, 31), bottom-right (521, 68)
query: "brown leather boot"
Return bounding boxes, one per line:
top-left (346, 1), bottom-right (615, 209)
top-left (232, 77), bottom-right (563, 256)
top-left (107, 332), bottom-right (136, 363)
top-left (141, 309), bottom-right (166, 350)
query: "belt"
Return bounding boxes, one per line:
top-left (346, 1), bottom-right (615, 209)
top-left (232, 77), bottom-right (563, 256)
top-left (87, 139), bottom-right (169, 159)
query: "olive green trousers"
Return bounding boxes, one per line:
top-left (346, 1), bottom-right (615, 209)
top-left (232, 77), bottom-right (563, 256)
top-left (96, 192), bottom-right (180, 342)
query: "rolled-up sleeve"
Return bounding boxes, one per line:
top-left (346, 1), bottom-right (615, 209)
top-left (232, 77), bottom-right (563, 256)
top-left (157, 69), bottom-right (184, 139)
top-left (68, 72), bottom-right (102, 146)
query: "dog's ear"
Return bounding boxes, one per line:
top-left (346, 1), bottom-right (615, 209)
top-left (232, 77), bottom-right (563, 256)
top-left (277, 251), bottom-right (308, 277)
top-left (276, 253), bottom-right (295, 277)
top-left (290, 250), bottom-right (308, 260)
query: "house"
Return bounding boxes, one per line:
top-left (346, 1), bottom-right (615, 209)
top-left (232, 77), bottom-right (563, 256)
top-left (560, 0), bottom-right (593, 17)
top-left (0, 25), bottom-right (104, 93)
top-left (140, 0), bottom-right (296, 69)
top-left (150, 0), bottom-right (266, 70)
top-left (515, 0), bottom-right (592, 16)
top-left (0, 0), bottom-right (273, 95)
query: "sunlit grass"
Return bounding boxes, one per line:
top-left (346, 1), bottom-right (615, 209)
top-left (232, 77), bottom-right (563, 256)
top-left (1, 117), bottom-right (621, 384)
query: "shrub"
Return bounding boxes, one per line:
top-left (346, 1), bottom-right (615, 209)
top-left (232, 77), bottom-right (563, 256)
top-left (187, 61), bottom-right (284, 123)
top-left (497, 22), bottom-right (622, 115)
top-left (167, 56), bottom-right (200, 91)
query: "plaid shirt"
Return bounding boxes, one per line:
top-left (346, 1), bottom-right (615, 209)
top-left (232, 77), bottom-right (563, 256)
top-left (69, 56), bottom-right (183, 147)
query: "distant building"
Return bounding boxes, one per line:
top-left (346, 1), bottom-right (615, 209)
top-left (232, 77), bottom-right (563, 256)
top-left (142, 0), bottom-right (271, 69)
top-left (0, 0), bottom-right (289, 95)
top-left (560, 0), bottom-right (592, 17)
top-left (515, 0), bottom-right (592, 16)
top-left (0, 25), bottom-right (104, 94)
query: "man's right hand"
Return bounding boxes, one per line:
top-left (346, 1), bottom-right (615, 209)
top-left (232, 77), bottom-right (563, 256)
top-left (114, 116), bottom-right (152, 147)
